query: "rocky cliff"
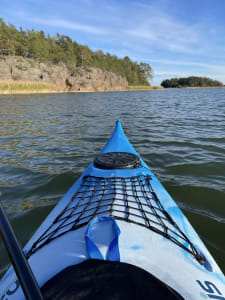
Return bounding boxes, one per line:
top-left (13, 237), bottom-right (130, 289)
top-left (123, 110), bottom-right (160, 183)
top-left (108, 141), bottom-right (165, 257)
top-left (0, 56), bottom-right (128, 91)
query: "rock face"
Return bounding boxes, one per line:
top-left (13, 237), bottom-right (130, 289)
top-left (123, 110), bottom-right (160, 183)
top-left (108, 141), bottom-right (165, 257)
top-left (0, 56), bottom-right (128, 91)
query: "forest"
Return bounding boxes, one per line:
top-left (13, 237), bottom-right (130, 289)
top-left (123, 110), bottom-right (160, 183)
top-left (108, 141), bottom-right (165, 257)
top-left (0, 18), bottom-right (152, 86)
top-left (161, 76), bottom-right (223, 88)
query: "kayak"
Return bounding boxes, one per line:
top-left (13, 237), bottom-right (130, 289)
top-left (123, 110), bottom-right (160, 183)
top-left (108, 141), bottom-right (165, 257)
top-left (0, 120), bottom-right (225, 299)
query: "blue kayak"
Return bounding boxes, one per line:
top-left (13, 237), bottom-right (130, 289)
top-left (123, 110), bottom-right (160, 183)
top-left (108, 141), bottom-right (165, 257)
top-left (0, 120), bottom-right (225, 299)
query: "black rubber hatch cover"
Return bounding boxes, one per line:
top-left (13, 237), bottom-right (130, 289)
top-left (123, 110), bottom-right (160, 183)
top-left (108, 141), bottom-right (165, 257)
top-left (94, 152), bottom-right (141, 169)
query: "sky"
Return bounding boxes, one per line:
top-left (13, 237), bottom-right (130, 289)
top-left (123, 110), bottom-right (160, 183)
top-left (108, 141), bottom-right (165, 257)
top-left (1, 0), bottom-right (225, 85)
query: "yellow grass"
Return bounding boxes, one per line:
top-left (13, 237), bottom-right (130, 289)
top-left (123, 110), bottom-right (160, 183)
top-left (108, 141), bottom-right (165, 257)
top-left (0, 80), bottom-right (57, 94)
top-left (128, 85), bottom-right (164, 91)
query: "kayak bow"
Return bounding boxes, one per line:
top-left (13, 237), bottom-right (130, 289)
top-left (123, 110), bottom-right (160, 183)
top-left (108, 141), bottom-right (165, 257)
top-left (0, 120), bottom-right (224, 300)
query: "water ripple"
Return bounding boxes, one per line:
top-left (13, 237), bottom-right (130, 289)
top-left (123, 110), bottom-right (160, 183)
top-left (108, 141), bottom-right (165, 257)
top-left (0, 88), bottom-right (225, 275)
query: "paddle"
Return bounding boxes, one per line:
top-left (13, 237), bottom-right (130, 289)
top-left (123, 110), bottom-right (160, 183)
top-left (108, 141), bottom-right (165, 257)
top-left (0, 204), bottom-right (43, 300)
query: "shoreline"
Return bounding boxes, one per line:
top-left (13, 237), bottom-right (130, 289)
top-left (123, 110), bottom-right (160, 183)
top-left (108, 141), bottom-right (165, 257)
top-left (0, 85), bottom-right (224, 96)
top-left (0, 86), bottom-right (163, 95)
top-left (0, 89), bottom-right (130, 95)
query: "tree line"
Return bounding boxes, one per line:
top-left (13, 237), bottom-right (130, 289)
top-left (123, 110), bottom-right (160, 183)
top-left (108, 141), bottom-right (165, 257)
top-left (0, 18), bottom-right (152, 86)
top-left (161, 76), bottom-right (223, 88)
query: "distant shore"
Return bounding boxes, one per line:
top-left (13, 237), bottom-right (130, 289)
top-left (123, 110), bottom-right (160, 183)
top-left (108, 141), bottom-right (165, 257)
top-left (0, 81), bottom-right (163, 95)
top-left (1, 81), bottom-right (224, 95)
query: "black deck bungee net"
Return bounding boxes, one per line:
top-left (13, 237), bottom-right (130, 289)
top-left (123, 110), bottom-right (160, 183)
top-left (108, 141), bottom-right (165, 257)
top-left (27, 175), bottom-right (205, 264)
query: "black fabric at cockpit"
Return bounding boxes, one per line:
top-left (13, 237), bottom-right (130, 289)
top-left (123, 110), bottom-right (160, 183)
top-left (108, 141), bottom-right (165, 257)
top-left (41, 259), bottom-right (184, 300)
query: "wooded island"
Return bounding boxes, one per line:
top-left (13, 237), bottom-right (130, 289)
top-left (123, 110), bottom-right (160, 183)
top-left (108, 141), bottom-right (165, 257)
top-left (161, 76), bottom-right (223, 88)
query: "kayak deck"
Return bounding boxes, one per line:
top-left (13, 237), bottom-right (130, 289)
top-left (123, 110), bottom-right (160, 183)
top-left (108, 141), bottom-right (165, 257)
top-left (27, 174), bottom-right (202, 264)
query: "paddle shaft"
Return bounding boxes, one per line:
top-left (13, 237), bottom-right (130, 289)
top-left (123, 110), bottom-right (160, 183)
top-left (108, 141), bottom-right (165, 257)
top-left (0, 205), bottom-right (43, 300)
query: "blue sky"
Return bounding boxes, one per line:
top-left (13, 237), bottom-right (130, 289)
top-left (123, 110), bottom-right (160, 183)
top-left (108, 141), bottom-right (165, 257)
top-left (1, 0), bottom-right (225, 85)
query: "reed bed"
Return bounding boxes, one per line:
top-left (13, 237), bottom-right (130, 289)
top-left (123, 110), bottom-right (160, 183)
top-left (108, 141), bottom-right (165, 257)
top-left (128, 85), bottom-right (163, 90)
top-left (0, 80), bottom-right (56, 94)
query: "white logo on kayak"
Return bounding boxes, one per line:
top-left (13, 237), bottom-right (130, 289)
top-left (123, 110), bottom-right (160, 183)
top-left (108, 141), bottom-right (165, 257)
top-left (196, 280), bottom-right (225, 299)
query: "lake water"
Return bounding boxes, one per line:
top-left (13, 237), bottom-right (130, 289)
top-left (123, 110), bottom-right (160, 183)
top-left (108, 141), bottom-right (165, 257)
top-left (0, 88), bottom-right (225, 277)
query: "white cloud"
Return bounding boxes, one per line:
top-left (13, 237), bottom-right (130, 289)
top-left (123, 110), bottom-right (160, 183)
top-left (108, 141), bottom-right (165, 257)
top-left (24, 16), bottom-right (109, 35)
top-left (148, 58), bottom-right (225, 73)
top-left (125, 14), bottom-right (202, 55)
top-left (121, 2), bottom-right (225, 58)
